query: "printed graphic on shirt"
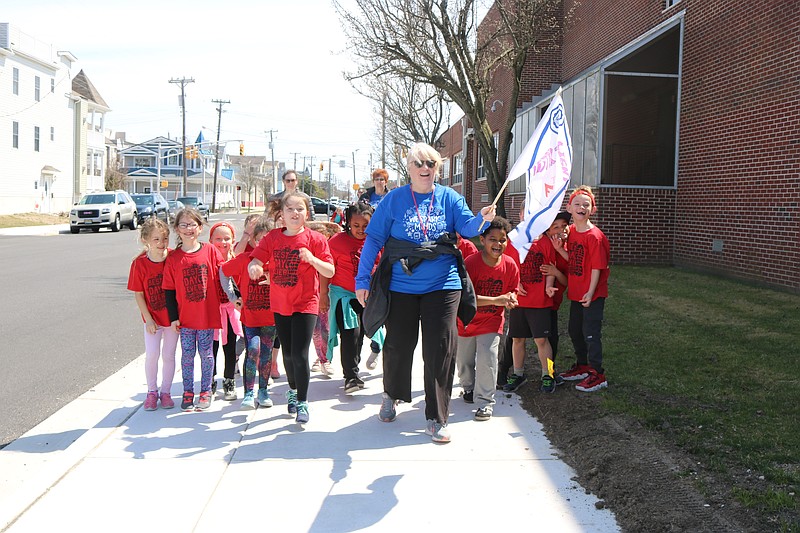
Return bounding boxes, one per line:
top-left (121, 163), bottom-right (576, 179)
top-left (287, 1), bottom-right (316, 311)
top-left (476, 277), bottom-right (504, 314)
top-left (569, 244), bottom-right (585, 277)
top-left (246, 278), bottom-right (271, 311)
top-left (273, 247), bottom-right (301, 287)
top-left (402, 202), bottom-right (446, 241)
top-left (520, 251), bottom-right (545, 285)
top-left (183, 263), bottom-right (209, 302)
top-left (349, 249), bottom-right (361, 274)
top-left (146, 273), bottom-right (165, 310)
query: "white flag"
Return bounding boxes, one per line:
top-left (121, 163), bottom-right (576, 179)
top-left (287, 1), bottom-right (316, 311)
top-left (507, 91), bottom-right (572, 263)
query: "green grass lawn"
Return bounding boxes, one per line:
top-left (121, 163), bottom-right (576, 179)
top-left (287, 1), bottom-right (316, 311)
top-left (603, 266), bottom-right (799, 524)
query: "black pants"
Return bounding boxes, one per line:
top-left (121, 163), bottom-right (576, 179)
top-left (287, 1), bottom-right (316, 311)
top-left (384, 290), bottom-right (460, 424)
top-left (213, 315), bottom-right (237, 380)
top-left (568, 298), bottom-right (605, 373)
top-left (335, 299), bottom-right (365, 380)
top-left (274, 312), bottom-right (317, 402)
top-left (498, 309), bottom-right (559, 382)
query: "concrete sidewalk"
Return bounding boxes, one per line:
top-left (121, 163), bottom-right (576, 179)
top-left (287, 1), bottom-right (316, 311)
top-left (0, 345), bottom-right (619, 533)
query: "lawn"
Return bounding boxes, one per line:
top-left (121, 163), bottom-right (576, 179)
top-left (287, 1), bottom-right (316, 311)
top-left (603, 266), bottom-right (799, 526)
top-left (0, 212), bottom-right (68, 228)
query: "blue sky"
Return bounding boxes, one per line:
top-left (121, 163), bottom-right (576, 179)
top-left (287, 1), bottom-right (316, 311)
top-left (4, 0), bottom-right (384, 185)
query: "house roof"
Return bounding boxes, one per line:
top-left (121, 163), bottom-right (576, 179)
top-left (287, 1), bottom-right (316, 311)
top-left (72, 69), bottom-right (110, 110)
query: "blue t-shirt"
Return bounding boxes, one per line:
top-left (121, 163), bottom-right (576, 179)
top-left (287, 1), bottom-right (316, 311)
top-left (356, 184), bottom-right (483, 294)
top-left (368, 191), bottom-right (387, 207)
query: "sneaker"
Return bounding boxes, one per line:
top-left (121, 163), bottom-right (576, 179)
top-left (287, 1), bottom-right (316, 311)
top-left (540, 375), bottom-right (556, 393)
top-left (211, 379), bottom-right (218, 396)
top-left (474, 406), bottom-right (493, 421)
top-left (296, 401), bottom-right (309, 424)
top-left (144, 391), bottom-right (158, 411)
top-left (159, 392), bottom-right (175, 409)
top-left (379, 392), bottom-right (397, 422)
top-left (425, 419), bottom-right (452, 443)
top-left (181, 391), bottom-right (195, 411)
top-left (286, 389), bottom-right (298, 414)
top-left (355, 376), bottom-right (366, 389)
top-left (462, 390), bottom-right (474, 403)
top-left (241, 390), bottom-right (256, 409)
top-left (223, 378), bottom-right (237, 401)
top-left (321, 361), bottom-right (333, 377)
top-left (366, 350), bottom-right (380, 370)
top-left (257, 388), bottom-right (273, 408)
top-left (270, 357), bottom-right (280, 379)
top-left (555, 374), bottom-right (565, 386)
top-left (560, 363), bottom-right (592, 382)
top-left (503, 374), bottom-right (527, 392)
top-left (344, 378), bottom-right (361, 394)
top-left (575, 370), bottom-right (608, 392)
top-left (196, 391), bottom-right (212, 411)
top-left (311, 360), bottom-right (321, 372)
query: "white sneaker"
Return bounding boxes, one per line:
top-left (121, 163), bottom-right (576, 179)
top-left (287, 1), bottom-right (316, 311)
top-left (366, 350), bottom-right (380, 370)
top-left (311, 359), bottom-right (321, 372)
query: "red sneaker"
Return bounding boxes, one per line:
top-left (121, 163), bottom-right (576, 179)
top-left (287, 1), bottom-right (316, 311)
top-left (159, 392), bottom-right (175, 409)
top-left (559, 364), bottom-right (592, 381)
top-left (575, 370), bottom-right (608, 392)
top-left (143, 391), bottom-right (158, 411)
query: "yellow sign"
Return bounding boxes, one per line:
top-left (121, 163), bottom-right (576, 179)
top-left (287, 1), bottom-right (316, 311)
top-left (352, 183), bottom-right (360, 190)
top-left (161, 181), bottom-right (168, 188)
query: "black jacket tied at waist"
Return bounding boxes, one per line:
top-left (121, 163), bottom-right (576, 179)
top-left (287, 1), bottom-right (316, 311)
top-left (362, 232), bottom-right (477, 338)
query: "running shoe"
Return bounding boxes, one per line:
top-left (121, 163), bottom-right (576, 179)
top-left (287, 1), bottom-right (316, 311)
top-left (296, 401), bottom-right (309, 424)
top-left (560, 364), bottom-right (592, 382)
top-left (425, 419), bottom-right (451, 443)
top-left (195, 391), bottom-right (212, 411)
top-left (223, 378), bottom-right (237, 401)
top-left (540, 375), bottom-right (556, 393)
top-left (379, 392), bottom-right (397, 422)
top-left (159, 392), bottom-right (175, 409)
top-left (575, 370), bottom-right (608, 392)
top-left (181, 391), bottom-right (195, 411)
top-left (257, 388), bottom-right (273, 408)
top-left (474, 407), bottom-right (493, 421)
top-left (503, 374), bottom-right (527, 392)
top-left (144, 391), bottom-right (158, 411)
top-left (286, 389), bottom-right (298, 414)
top-left (241, 390), bottom-right (256, 409)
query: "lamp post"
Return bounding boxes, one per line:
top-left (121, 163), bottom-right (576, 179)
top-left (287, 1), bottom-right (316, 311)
top-left (351, 149), bottom-right (360, 203)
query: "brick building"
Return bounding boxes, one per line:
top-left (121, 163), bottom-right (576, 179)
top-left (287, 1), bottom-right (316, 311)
top-left (437, 0), bottom-right (799, 291)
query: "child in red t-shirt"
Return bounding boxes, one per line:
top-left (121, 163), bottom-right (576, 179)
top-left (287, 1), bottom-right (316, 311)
top-left (321, 202), bottom-right (380, 395)
top-left (307, 221), bottom-right (342, 378)
top-left (555, 186), bottom-right (611, 392)
top-left (248, 192), bottom-right (335, 424)
top-left (163, 208), bottom-right (224, 411)
top-left (222, 216), bottom-right (276, 410)
top-left (127, 217), bottom-right (178, 411)
top-left (456, 217), bottom-right (519, 421)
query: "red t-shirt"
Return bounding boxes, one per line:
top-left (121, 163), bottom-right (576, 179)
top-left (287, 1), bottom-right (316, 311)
top-left (566, 225), bottom-right (610, 302)
top-left (127, 252), bottom-right (171, 328)
top-left (250, 228), bottom-right (334, 315)
top-left (458, 253), bottom-right (519, 337)
top-left (506, 239), bottom-right (555, 309)
top-left (221, 253), bottom-right (274, 327)
top-left (551, 245), bottom-right (569, 310)
top-left (162, 242), bottom-right (223, 329)
top-left (328, 232), bottom-right (365, 292)
top-left (457, 237), bottom-right (479, 260)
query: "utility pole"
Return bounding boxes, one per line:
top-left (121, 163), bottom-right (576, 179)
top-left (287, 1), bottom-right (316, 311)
top-left (308, 156), bottom-right (315, 195)
top-left (265, 129), bottom-right (278, 197)
top-left (290, 151), bottom-right (300, 190)
top-left (352, 149), bottom-right (360, 203)
top-left (169, 77), bottom-right (195, 195)
top-left (381, 93), bottom-right (386, 167)
top-left (210, 98), bottom-right (229, 212)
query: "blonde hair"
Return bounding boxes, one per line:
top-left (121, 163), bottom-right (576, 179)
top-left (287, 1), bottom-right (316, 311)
top-left (406, 142), bottom-right (443, 176)
top-left (136, 217), bottom-right (170, 258)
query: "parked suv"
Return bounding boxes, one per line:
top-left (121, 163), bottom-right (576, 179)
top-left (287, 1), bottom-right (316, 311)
top-left (70, 190), bottom-right (138, 233)
top-left (132, 192), bottom-right (170, 224)
top-left (176, 197), bottom-right (209, 221)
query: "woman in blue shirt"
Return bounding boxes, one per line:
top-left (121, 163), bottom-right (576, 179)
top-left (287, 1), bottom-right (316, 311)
top-left (356, 143), bottom-right (495, 443)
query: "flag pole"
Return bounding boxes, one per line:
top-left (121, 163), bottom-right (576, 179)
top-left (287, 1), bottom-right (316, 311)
top-left (478, 176), bottom-right (515, 232)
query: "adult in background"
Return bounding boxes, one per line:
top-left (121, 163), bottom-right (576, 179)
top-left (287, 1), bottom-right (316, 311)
top-left (267, 170), bottom-right (309, 220)
top-left (358, 168), bottom-right (390, 207)
top-left (355, 142), bottom-right (495, 443)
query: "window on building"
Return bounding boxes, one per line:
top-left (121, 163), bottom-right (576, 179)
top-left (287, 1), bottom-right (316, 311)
top-left (34, 126), bottom-right (40, 152)
top-left (94, 151), bottom-right (103, 176)
top-left (166, 149), bottom-right (179, 166)
top-left (12, 122), bottom-right (19, 148)
top-left (35, 76), bottom-right (40, 101)
top-left (602, 23), bottom-right (680, 187)
top-left (51, 78), bottom-right (55, 93)
top-left (50, 126), bottom-right (55, 141)
top-left (477, 150), bottom-right (485, 181)
top-left (452, 154), bottom-right (463, 184)
top-left (134, 157), bottom-right (150, 168)
top-left (13, 68), bottom-right (19, 95)
top-left (440, 158), bottom-right (451, 186)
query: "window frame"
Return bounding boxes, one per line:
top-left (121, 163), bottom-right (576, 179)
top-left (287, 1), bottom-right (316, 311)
top-left (12, 68), bottom-right (19, 95)
top-left (34, 126), bottom-right (40, 152)
top-left (12, 121), bottom-right (19, 149)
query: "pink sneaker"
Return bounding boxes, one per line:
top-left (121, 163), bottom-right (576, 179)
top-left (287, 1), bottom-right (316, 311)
top-left (144, 391), bottom-right (158, 411)
top-left (159, 392), bottom-right (175, 409)
top-left (270, 357), bottom-right (280, 379)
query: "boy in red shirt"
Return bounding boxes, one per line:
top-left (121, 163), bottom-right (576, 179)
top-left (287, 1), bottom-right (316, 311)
top-left (456, 217), bottom-right (519, 421)
top-left (555, 186), bottom-right (610, 392)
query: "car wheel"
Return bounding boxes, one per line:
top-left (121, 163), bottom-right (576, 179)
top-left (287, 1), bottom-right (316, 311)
top-left (129, 214), bottom-right (138, 230)
top-left (111, 213), bottom-right (121, 232)
top-left (70, 226), bottom-right (80, 234)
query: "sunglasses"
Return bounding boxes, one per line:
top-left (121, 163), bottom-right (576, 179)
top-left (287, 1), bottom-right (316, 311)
top-left (413, 160), bottom-right (437, 169)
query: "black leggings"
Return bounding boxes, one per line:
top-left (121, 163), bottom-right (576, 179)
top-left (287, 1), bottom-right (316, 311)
top-left (274, 312), bottom-right (317, 402)
top-left (335, 299), bottom-right (365, 380)
top-left (213, 315), bottom-right (237, 379)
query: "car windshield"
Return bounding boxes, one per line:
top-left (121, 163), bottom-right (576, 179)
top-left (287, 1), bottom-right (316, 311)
top-left (132, 195), bottom-right (154, 205)
top-left (168, 201), bottom-right (180, 208)
top-left (178, 197), bottom-right (198, 206)
top-left (80, 194), bottom-right (115, 204)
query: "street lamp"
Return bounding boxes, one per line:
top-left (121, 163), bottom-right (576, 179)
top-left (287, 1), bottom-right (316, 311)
top-left (351, 149), bottom-right (360, 203)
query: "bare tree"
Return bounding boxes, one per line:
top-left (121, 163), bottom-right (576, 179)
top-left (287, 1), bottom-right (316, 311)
top-left (334, 0), bottom-right (572, 216)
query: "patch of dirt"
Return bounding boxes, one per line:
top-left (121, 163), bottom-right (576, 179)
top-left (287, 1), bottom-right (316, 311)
top-left (515, 380), bottom-right (770, 532)
top-left (0, 212), bottom-right (68, 228)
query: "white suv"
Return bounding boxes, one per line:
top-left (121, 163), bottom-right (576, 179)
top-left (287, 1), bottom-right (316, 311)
top-left (70, 190), bottom-right (138, 233)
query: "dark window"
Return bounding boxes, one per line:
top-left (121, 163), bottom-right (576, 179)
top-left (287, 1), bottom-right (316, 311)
top-left (12, 122), bottom-right (19, 148)
top-left (34, 126), bottom-right (40, 152)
